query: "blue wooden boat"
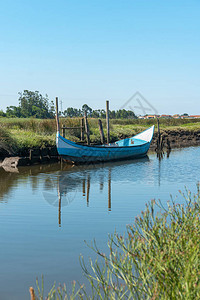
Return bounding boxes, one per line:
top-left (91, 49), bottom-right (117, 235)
top-left (56, 125), bottom-right (154, 163)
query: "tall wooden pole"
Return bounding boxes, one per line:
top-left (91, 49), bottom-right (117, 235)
top-left (157, 118), bottom-right (161, 152)
top-left (81, 118), bottom-right (84, 141)
top-left (98, 119), bottom-right (105, 144)
top-left (55, 97), bottom-right (60, 133)
top-left (106, 100), bottom-right (110, 144)
top-left (84, 111), bottom-right (90, 145)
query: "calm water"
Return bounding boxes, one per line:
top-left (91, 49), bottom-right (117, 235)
top-left (0, 146), bottom-right (200, 299)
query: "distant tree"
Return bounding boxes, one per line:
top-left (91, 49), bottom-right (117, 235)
top-left (91, 110), bottom-right (100, 118)
top-left (49, 100), bottom-right (55, 117)
top-left (62, 105), bottom-right (137, 119)
top-left (63, 107), bottom-right (81, 117)
top-left (6, 106), bottom-right (22, 118)
top-left (100, 109), bottom-right (106, 118)
top-left (82, 104), bottom-right (92, 116)
top-left (0, 109), bottom-right (6, 117)
top-left (18, 90), bottom-right (54, 118)
top-left (115, 109), bottom-right (136, 119)
top-left (64, 107), bottom-right (75, 118)
top-left (126, 110), bottom-right (137, 119)
top-left (110, 110), bottom-right (116, 119)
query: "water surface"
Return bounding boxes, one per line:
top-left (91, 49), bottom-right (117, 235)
top-left (0, 146), bottom-right (200, 299)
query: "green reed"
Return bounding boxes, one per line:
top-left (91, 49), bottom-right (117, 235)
top-left (0, 117), bottom-right (200, 153)
top-left (34, 185), bottom-right (200, 299)
top-left (1, 117), bottom-right (200, 133)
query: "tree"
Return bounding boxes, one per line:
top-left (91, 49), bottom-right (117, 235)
top-left (82, 104), bottom-right (92, 116)
top-left (6, 106), bottom-right (22, 118)
top-left (62, 105), bottom-right (137, 119)
top-left (0, 110), bottom-right (6, 117)
top-left (18, 90), bottom-right (54, 118)
top-left (91, 110), bottom-right (100, 118)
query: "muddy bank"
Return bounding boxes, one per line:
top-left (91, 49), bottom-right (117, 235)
top-left (150, 129), bottom-right (200, 150)
top-left (0, 146), bottom-right (59, 168)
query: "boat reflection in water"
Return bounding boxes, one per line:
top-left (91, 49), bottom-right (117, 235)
top-left (42, 157), bottom-right (149, 227)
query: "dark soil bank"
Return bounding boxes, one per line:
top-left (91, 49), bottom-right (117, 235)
top-left (150, 129), bottom-right (200, 150)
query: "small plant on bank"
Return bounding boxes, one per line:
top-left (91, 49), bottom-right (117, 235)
top-left (33, 185), bottom-right (200, 299)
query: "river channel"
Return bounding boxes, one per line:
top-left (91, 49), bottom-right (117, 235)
top-left (0, 146), bottom-right (200, 299)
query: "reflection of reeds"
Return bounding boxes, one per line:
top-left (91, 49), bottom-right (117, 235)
top-left (34, 185), bottom-right (200, 299)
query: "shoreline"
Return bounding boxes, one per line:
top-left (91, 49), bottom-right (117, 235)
top-left (150, 128), bottom-right (200, 150)
top-left (0, 128), bottom-right (200, 169)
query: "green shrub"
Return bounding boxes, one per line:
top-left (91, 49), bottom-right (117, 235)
top-left (34, 186), bottom-right (200, 299)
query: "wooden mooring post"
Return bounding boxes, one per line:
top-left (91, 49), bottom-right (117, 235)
top-left (81, 118), bottom-right (84, 141)
top-left (98, 119), bottom-right (105, 144)
top-left (157, 118), bottom-right (161, 149)
top-left (55, 97), bottom-right (60, 133)
top-left (156, 118), bottom-right (168, 157)
top-left (106, 100), bottom-right (110, 144)
top-left (84, 111), bottom-right (90, 145)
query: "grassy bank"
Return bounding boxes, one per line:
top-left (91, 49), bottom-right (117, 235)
top-left (33, 186), bottom-right (200, 299)
top-left (0, 117), bottom-right (200, 155)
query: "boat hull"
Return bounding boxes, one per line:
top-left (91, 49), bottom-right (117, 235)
top-left (59, 148), bottom-right (150, 163)
top-left (56, 126), bottom-right (154, 164)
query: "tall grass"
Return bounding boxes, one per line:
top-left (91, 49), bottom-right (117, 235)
top-left (34, 185), bottom-right (200, 299)
top-left (0, 127), bottom-right (18, 155)
top-left (1, 117), bottom-right (200, 152)
top-left (1, 117), bottom-right (200, 133)
top-left (0, 118), bottom-right (57, 134)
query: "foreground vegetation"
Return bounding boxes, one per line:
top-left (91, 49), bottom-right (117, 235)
top-left (33, 186), bottom-right (200, 299)
top-left (0, 117), bottom-right (200, 155)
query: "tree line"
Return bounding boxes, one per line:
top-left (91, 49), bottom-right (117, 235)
top-left (0, 90), bottom-right (137, 119)
top-left (0, 90), bottom-right (55, 119)
top-left (63, 104), bottom-right (137, 119)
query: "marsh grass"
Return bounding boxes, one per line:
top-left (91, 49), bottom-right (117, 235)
top-left (0, 117), bottom-right (200, 153)
top-left (34, 186), bottom-right (200, 299)
top-left (0, 127), bottom-right (18, 154)
top-left (9, 130), bottom-right (56, 149)
top-left (1, 117), bottom-right (200, 132)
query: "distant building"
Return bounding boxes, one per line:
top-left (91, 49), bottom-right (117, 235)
top-left (180, 114), bottom-right (189, 119)
top-left (173, 114), bottom-right (180, 119)
top-left (138, 114), bottom-right (200, 119)
top-left (144, 115), bottom-right (159, 119)
top-left (189, 115), bottom-right (200, 119)
top-left (160, 114), bottom-right (172, 118)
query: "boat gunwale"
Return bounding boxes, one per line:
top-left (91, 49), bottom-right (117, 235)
top-left (58, 133), bottom-right (150, 150)
top-left (57, 125), bottom-right (154, 150)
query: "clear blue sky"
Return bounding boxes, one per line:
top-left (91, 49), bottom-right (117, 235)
top-left (0, 0), bottom-right (199, 115)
